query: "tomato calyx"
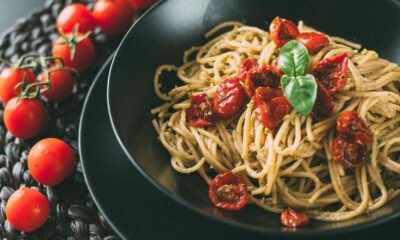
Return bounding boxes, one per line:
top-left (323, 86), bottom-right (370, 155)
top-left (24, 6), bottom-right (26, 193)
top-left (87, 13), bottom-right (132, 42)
top-left (186, 93), bottom-right (214, 127)
top-left (280, 207), bottom-right (309, 227)
top-left (336, 110), bottom-right (372, 145)
top-left (58, 25), bottom-right (92, 61)
top-left (208, 172), bottom-right (249, 211)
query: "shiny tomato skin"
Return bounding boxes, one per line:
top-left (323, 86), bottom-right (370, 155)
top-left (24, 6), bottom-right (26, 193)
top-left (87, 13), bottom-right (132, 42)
top-left (255, 93), bottom-right (291, 130)
top-left (186, 93), bottom-right (213, 127)
top-left (93, 0), bottom-right (135, 36)
top-left (125, 0), bottom-right (158, 10)
top-left (0, 68), bottom-right (36, 104)
top-left (39, 68), bottom-right (75, 101)
top-left (331, 135), bottom-right (367, 168)
top-left (4, 98), bottom-right (46, 140)
top-left (28, 138), bottom-right (76, 186)
top-left (296, 32), bottom-right (329, 53)
top-left (209, 172), bottom-right (249, 211)
top-left (336, 111), bottom-right (372, 145)
top-left (280, 208), bottom-right (309, 227)
top-left (213, 78), bottom-right (247, 119)
top-left (52, 34), bottom-right (95, 72)
top-left (312, 87), bottom-right (334, 121)
top-left (56, 3), bottom-right (96, 34)
top-left (313, 53), bottom-right (349, 95)
top-left (5, 188), bottom-right (50, 232)
top-left (269, 17), bottom-right (299, 47)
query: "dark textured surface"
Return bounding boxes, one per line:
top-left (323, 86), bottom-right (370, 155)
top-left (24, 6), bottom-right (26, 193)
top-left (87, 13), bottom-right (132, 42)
top-left (0, 0), bottom-right (122, 239)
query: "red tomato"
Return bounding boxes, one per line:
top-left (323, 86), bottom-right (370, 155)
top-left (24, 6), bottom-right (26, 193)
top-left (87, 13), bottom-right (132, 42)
top-left (56, 3), bottom-right (96, 34)
top-left (280, 208), bottom-right (309, 227)
top-left (253, 86), bottom-right (282, 105)
top-left (186, 93), bottom-right (213, 127)
top-left (4, 98), bottom-right (46, 140)
top-left (331, 135), bottom-right (367, 168)
top-left (39, 67), bottom-right (75, 101)
top-left (5, 188), bottom-right (50, 232)
top-left (243, 63), bottom-right (281, 97)
top-left (52, 33), bottom-right (95, 72)
top-left (312, 87), bottom-right (334, 121)
top-left (93, 0), bottom-right (135, 36)
top-left (336, 111), bottom-right (372, 145)
top-left (271, 58), bottom-right (284, 76)
top-left (125, 0), bottom-right (158, 10)
top-left (313, 53), bottom-right (349, 95)
top-left (0, 68), bottom-right (36, 104)
top-left (269, 17), bottom-right (299, 47)
top-left (28, 138), bottom-right (76, 186)
top-left (296, 32), bottom-right (329, 53)
top-left (208, 172), bottom-right (249, 211)
top-left (213, 77), bottom-right (247, 119)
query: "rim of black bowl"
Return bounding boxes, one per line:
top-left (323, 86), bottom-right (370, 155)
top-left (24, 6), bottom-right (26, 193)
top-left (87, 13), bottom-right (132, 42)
top-left (106, 0), bottom-right (400, 237)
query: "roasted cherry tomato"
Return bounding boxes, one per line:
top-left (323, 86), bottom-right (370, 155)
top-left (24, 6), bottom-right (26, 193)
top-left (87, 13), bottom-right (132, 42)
top-left (312, 87), bottom-right (334, 121)
top-left (0, 68), bottom-right (36, 104)
top-left (52, 33), bottom-right (95, 72)
top-left (271, 58), bottom-right (284, 76)
top-left (4, 97), bottom-right (46, 140)
top-left (242, 62), bottom-right (281, 97)
top-left (313, 53), bottom-right (349, 95)
top-left (6, 188), bottom-right (50, 232)
top-left (39, 67), bottom-right (75, 101)
top-left (336, 110), bottom-right (372, 145)
top-left (125, 0), bottom-right (158, 10)
top-left (93, 0), bottom-right (135, 36)
top-left (28, 138), bottom-right (76, 186)
top-left (186, 93), bottom-right (213, 127)
top-left (269, 17), bottom-right (299, 47)
top-left (213, 77), bottom-right (247, 119)
top-left (280, 208), bottom-right (309, 227)
top-left (331, 135), bottom-right (367, 168)
top-left (253, 86), bottom-right (282, 106)
top-left (56, 3), bottom-right (96, 34)
top-left (208, 172), bottom-right (249, 211)
top-left (296, 32), bottom-right (329, 53)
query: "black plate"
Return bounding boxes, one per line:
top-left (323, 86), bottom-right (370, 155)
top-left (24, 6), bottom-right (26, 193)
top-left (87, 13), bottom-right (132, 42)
top-left (107, 0), bottom-right (400, 236)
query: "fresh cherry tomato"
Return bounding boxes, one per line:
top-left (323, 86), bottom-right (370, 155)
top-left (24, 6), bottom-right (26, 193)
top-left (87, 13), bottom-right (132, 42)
top-left (186, 93), bottom-right (213, 127)
top-left (296, 32), bottom-right (329, 53)
top-left (280, 208), bottom-right (309, 227)
top-left (336, 111), bottom-right (372, 145)
top-left (52, 33), bottom-right (95, 72)
top-left (269, 17), bottom-right (299, 47)
top-left (254, 87), bottom-right (291, 129)
top-left (243, 63), bottom-right (281, 97)
top-left (4, 97), bottom-right (46, 140)
top-left (56, 3), bottom-right (96, 34)
top-left (213, 77), bottom-right (247, 119)
top-left (313, 53), bottom-right (349, 95)
top-left (312, 87), bottom-right (334, 121)
top-left (208, 172), bottom-right (249, 211)
top-left (5, 188), bottom-right (50, 232)
top-left (93, 0), bottom-right (135, 36)
top-left (39, 67), bottom-right (75, 101)
top-left (28, 138), bottom-right (76, 186)
top-left (0, 68), bottom-right (36, 104)
top-left (125, 0), bottom-right (158, 10)
top-left (331, 135), bottom-right (367, 168)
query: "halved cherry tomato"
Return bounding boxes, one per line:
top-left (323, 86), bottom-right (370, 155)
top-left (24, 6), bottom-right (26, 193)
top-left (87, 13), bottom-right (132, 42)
top-left (336, 111), bottom-right (372, 145)
top-left (6, 188), bottom-right (50, 232)
top-left (312, 87), bottom-right (334, 121)
top-left (213, 77), bottom-right (247, 119)
top-left (56, 3), bottom-right (96, 34)
top-left (0, 68), bottom-right (36, 104)
top-left (186, 93), bottom-right (213, 127)
top-left (93, 0), bottom-right (135, 36)
top-left (269, 17), bottom-right (299, 47)
top-left (280, 208), bottom-right (309, 227)
top-left (331, 135), bottom-right (367, 168)
top-left (313, 53), bottom-right (349, 95)
top-left (39, 67), bottom-right (75, 101)
top-left (208, 172), bottom-right (249, 211)
top-left (296, 32), bottom-right (329, 53)
top-left (253, 86), bottom-right (282, 105)
top-left (255, 95), bottom-right (291, 129)
top-left (239, 58), bottom-right (258, 77)
top-left (125, 0), bottom-right (158, 10)
top-left (243, 64), bottom-right (281, 97)
top-left (4, 97), bottom-right (46, 140)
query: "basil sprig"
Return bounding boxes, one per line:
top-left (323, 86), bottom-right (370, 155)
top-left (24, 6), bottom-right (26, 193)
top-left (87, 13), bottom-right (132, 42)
top-left (278, 40), bottom-right (317, 116)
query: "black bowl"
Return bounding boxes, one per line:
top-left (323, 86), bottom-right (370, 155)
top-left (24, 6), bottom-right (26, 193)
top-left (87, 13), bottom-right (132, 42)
top-left (107, 0), bottom-right (400, 236)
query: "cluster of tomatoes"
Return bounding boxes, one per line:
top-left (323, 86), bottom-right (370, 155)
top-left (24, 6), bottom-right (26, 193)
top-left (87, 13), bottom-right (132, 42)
top-left (2, 0), bottom-right (157, 233)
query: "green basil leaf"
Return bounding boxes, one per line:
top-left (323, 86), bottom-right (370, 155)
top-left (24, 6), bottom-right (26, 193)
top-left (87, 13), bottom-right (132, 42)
top-left (281, 74), bottom-right (317, 116)
top-left (278, 40), bottom-right (310, 76)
